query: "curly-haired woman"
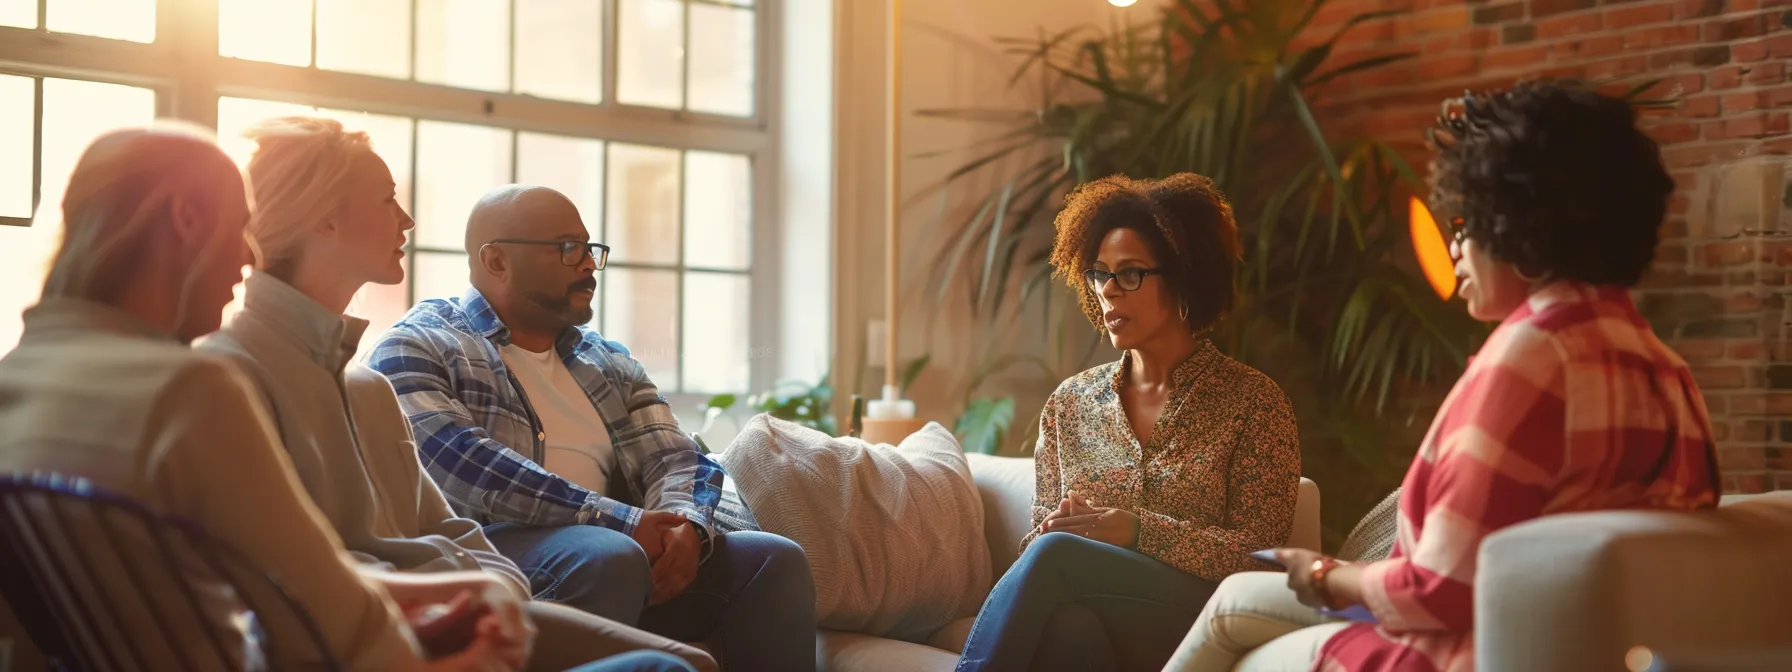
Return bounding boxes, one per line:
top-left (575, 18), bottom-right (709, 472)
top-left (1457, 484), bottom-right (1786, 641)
top-left (953, 173), bottom-right (1303, 672)
top-left (1165, 79), bottom-right (1722, 672)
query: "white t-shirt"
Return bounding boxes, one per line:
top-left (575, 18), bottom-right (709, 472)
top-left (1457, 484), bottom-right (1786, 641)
top-left (498, 344), bottom-right (614, 494)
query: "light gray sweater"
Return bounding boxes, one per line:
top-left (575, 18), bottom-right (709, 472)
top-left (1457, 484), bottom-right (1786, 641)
top-left (199, 272), bottom-right (528, 598)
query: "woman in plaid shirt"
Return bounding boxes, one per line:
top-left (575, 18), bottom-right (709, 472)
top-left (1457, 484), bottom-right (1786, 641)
top-left (1173, 79), bottom-right (1721, 672)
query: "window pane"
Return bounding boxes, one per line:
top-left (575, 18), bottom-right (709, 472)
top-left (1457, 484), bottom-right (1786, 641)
top-left (417, 0), bottom-right (511, 92)
top-left (683, 151), bottom-right (749, 270)
top-left (0, 75), bottom-right (33, 219)
top-left (682, 271), bottom-right (748, 394)
top-left (606, 144), bottom-right (680, 265)
top-left (413, 251), bottom-right (469, 303)
top-left (318, 0), bottom-right (410, 79)
top-left (219, 0), bottom-right (312, 66)
top-left (47, 0), bottom-right (154, 42)
top-left (39, 78), bottom-right (155, 226)
top-left (515, 0), bottom-right (601, 104)
top-left (5, 78), bottom-right (153, 354)
top-left (616, 0), bottom-right (683, 109)
top-left (415, 121), bottom-right (512, 251)
top-left (517, 132), bottom-right (603, 238)
top-left (0, 0), bottom-right (34, 28)
top-left (688, 4), bottom-right (754, 116)
top-left (604, 267), bottom-right (678, 388)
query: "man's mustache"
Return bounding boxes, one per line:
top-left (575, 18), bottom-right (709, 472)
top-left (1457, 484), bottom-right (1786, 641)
top-left (569, 277), bottom-right (597, 293)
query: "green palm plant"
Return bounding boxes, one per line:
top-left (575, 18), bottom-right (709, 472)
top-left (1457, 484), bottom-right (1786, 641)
top-left (918, 0), bottom-right (1493, 544)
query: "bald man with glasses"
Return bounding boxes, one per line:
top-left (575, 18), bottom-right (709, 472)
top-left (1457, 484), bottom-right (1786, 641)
top-left (368, 185), bottom-right (816, 672)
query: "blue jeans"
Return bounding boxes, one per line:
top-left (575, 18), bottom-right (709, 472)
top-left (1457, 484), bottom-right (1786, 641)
top-left (955, 533), bottom-right (1220, 672)
top-left (486, 524), bottom-right (816, 672)
top-left (565, 650), bottom-right (695, 672)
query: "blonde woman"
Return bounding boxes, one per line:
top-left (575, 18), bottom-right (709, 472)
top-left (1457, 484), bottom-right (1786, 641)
top-left (197, 116), bottom-right (705, 672)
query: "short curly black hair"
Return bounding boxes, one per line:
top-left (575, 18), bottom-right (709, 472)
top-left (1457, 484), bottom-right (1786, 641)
top-left (1427, 79), bottom-right (1674, 287)
top-left (1048, 173), bottom-right (1242, 335)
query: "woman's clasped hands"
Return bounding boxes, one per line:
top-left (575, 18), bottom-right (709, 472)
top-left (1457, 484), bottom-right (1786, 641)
top-left (1042, 490), bottom-right (1141, 548)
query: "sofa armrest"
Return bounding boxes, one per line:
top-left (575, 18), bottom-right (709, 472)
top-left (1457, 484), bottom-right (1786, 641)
top-left (1476, 493), bottom-right (1792, 672)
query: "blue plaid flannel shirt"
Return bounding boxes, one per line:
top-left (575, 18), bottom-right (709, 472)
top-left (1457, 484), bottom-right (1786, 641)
top-left (367, 287), bottom-right (723, 540)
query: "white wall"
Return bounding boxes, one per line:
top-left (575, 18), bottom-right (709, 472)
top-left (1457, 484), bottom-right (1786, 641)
top-left (832, 0), bottom-right (1166, 449)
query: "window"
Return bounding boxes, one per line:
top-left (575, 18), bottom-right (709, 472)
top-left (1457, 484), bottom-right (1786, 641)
top-left (0, 0), bottom-right (784, 400)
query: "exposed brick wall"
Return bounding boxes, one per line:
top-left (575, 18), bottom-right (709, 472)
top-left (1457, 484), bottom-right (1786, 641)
top-left (1305, 0), bottom-right (1792, 494)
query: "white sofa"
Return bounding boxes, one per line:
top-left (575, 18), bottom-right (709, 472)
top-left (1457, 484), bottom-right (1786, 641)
top-left (815, 452), bottom-right (1323, 671)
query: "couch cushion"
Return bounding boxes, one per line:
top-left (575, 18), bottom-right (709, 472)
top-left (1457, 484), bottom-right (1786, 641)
top-left (719, 416), bottom-right (991, 641)
top-left (965, 452), bottom-right (1034, 576)
top-left (817, 630), bottom-right (958, 672)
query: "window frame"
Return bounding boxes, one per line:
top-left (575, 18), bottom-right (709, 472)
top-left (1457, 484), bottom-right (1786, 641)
top-left (0, 0), bottom-right (784, 400)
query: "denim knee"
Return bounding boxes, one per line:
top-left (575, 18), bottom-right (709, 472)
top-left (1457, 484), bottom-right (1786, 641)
top-left (538, 526), bottom-right (652, 622)
top-left (1020, 531), bottom-right (1104, 568)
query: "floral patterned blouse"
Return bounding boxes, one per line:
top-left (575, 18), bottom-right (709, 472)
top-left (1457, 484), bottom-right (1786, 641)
top-left (1023, 339), bottom-right (1302, 581)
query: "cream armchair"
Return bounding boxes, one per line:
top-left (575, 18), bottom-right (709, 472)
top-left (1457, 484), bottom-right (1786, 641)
top-left (1166, 491), bottom-right (1792, 672)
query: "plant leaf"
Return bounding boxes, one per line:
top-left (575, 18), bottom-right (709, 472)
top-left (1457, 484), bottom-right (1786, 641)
top-left (955, 396), bottom-right (1016, 455)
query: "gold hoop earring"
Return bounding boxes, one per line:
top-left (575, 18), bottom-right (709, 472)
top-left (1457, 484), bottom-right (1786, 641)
top-left (1178, 302), bottom-right (1189, 322)
top-left (1515, 266), bottom-right (1549, 285)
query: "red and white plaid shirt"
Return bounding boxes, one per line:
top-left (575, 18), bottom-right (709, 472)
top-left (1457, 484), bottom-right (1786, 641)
top-left (1316, 281), bottom-right (1721, 672)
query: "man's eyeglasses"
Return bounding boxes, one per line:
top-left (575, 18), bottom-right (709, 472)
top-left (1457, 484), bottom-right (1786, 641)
top-left (1083, 268), bottom-right (1164, 292)
top-left (485, 239), bottom-right (610, 269)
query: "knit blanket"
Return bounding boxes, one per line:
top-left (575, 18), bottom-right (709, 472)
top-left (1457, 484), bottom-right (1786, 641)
top-left (714, 415), bottom-right (992, 642)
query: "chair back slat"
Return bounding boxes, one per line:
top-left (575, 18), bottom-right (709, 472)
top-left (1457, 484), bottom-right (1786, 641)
top-left (0, 472), bottom-right (344, 672)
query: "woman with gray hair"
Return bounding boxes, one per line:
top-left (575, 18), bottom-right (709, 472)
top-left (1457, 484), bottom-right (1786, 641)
top-left (197, 114), bottom-right (711, 672)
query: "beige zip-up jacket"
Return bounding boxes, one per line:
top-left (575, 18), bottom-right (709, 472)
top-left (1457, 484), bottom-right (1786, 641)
top-left (199, 272), bottom-right (528, 599)
top-left (0, 298), bottom-right (425, 671)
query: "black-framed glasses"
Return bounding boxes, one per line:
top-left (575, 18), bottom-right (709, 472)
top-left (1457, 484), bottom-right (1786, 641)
top-left (1083, 268), bottom-right (1164, 292)
top-left (485, 239), bottom-right (610, 269)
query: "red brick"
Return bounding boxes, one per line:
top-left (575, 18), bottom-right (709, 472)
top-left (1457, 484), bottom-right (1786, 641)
top-left (1530, 0), bottom-right (1598, 17)
top-left (1461, 28), bottom-right (1498, 49)
top-left (1736, 474), bottom-right (1768, 494)
top-left (1484, 45), bottom-right (1552, 71)
top-left (1666, 193), bottom-right (1694, 214)
top-left (1707, 14), bottom-right (1773, 41)
top-left (1736, 40), bottom-right (1772, 62)
top-left (1416, 55), bottom-right (1480, 80)
top-left (1767, 137), bottom-right (1792, 154)
top-left (1552, 34), bottom-right (1626, 59)
top-left (1677, 0), bottom-right (1728, 18)
top-left (1770, 85), bottom-right (1792, 107)
top-left (1768, 392), bottom-right (1792, 414)
top-left (1675, 338), bottom-right (1728, 360)
top-left (1720, 446), bottom-right (1768, 470)
top-left (1724, 90), bottom-right (1767, 113)
top-left (1707, 394), bottom-right (1730, 414)
top-left (1684, 95), bottom-right (1723, 117)
top-left (1728, 293), bottom-right (1766, 312)
top-left (1730, 340), bottom-right (1766, 360)
top-left (1770, 34), bottom-right (1792, 58)
top-left (1626, 24), bottom-right (1701, 49)
top-left (1703, 241), bottom-right (1756, 265)
top-left (1588, 55), bottom-right (1652, 79)
top-left (1697, 365), bottom-right (1750, 388)
top-left (1671, 171), bottom-right (1699, 191)
top-left (1711, 66), bottom-right (1746, 91)
top-left (1405, 6), bottom-right (1472, 33)
top-left (1707, 113), bottom-right (1791, 139)
top-left (1745, 62), bottom-right (1787, 86)
top-left (1607, 3), bottom-right (1676, 29)
top-left (1474, 3), bottom-right (1527, 24)
top-left (1732, 392), bottom-right (1767, 414)
top-left (1537, 12), bottom-right (1604, 37)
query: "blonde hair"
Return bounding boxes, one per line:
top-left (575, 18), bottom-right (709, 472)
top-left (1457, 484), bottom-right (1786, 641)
top-left (43, 121), bottom-right (234, 301)
top-left (240, 116), bottom-right (372, 276)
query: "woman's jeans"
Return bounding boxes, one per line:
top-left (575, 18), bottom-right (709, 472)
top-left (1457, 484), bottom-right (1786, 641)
top-left (955, 532), bottom-right (1220, 672)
